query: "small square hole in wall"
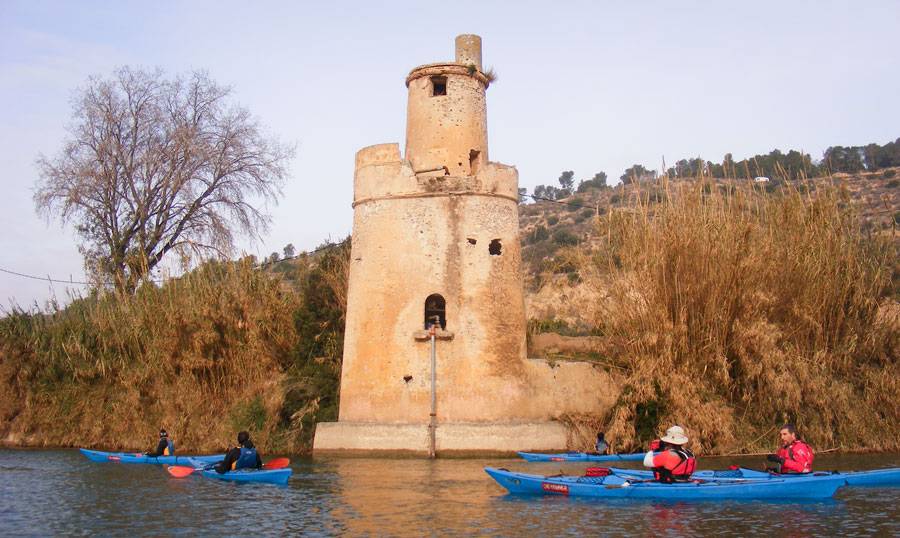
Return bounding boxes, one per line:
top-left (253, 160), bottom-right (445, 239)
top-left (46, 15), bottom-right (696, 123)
top-left (467, 238), bottom-right (477, 245)
top-left (431, 76), bottom-right (447, 96)
top-left (489, 239), bottom-right (502, 255)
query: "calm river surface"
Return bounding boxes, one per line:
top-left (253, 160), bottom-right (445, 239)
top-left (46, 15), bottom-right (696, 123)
top-left (1, 449), bottom-right (897, 536)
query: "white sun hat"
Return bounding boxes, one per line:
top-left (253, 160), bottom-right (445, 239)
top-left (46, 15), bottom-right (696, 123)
top-left (661, 425), bottom-right (689, 445)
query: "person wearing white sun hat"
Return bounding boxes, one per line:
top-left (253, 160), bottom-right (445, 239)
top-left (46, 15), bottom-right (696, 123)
top-left (642, 425), bottom-right (696, 483)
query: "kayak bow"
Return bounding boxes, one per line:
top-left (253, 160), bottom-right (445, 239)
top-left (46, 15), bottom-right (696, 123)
top-left (517, 451), bottom-right (650, 463)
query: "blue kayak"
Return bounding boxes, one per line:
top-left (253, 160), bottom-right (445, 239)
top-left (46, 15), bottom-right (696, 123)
top-left (517, 451), bottom-right (648, 462)
top-left (199, 467), bottom-right (292, 485)
top-left (184, 458), bottom-right (292, 485)
top-left (844, 468), bottom-right (900, 487)
top-left (485, 467), bottom-right (846, 500)
top-left (80, 448), bottom-right (224, 465)
top-left (608, 466), bottom-right (900, 487)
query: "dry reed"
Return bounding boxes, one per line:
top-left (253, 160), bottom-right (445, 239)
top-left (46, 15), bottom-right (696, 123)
top-left (570, 178), bottom-right (898, 454)
top-left (0, 260), bottom-right (301, 452)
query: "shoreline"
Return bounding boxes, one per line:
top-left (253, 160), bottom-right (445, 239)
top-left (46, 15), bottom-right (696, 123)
top-left (2, 441), bottom-right (897, 458)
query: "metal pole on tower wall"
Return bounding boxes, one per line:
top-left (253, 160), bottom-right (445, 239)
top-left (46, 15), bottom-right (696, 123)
top-left (428, 316), bottom-right (438, 459)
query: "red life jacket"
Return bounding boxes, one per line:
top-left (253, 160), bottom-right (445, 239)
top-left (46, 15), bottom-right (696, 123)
top-left (653, 446), bottom-right (696, 483)
top-left (776, 440), bottom-right (814, 473)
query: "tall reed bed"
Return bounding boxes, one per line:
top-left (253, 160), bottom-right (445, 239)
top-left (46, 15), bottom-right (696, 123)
top-left (0, 259), bottom-right (302, 452)
top-left (575, 179), bottom-right (897, 453)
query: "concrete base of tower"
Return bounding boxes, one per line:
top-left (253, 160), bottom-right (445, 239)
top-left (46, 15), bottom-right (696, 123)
top-left (313, 421), bottom-right (568, 456)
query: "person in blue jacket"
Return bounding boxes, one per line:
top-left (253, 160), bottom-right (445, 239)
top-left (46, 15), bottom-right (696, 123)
top-left (592, 431), bottom-right (609, 455)
top-left (144, 429), bottom-right (175, 457)
top-left (215, 431), bottom-right (262, 474)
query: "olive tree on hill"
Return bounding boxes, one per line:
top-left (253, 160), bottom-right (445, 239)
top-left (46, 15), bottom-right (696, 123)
top-left (35, 67), bottom-right (293, 293)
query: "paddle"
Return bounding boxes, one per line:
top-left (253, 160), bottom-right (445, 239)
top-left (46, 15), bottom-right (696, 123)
top-left (167, 465), bottom-right (199, 478)
top-left (263, 457), bottom-right (290, 470)
top-left (166, 457), bottom-right (291, 478)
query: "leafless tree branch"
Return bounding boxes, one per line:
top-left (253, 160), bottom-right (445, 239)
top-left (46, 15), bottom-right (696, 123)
top-left (35, 67), bottom-right (294, 293)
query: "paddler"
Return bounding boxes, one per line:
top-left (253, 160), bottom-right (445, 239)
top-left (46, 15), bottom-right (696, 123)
top-left (592, 431), bottom-right (609, 455)
top-left (766, 423), bottom-right (814, 473)
top-left (144, 428), bottom-right (175, 457)
top-left (214, 430), bottom-right (262, 474)
top-left (642, 425), bottom-right (696, 483)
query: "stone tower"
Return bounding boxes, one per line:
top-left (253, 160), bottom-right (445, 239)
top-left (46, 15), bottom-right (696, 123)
top-left (314, 35), bottom-right (609, 454)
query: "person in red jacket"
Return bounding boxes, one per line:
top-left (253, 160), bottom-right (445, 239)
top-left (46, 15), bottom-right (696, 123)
top-left (767, 423), bottom-right (814, 473)
top-left (642, 425), bottom-right (696, 483)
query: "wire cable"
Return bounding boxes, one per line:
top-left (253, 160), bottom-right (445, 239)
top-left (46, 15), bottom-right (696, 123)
top-left (0, 239), bottom-right (349, 288)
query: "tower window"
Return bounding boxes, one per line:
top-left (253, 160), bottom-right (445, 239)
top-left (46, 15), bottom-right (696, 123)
top-left (424, 294), bottom-right (446, 329)
top-left (431, 76), bottom-right (447, 96)
top-left (489, 239), bottom-right (502, 256)
top-left (469, 149), bottom-right (481, 175)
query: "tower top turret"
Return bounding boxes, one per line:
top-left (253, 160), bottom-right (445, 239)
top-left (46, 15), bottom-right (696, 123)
top-left (455, 34), bottom-right (482, 71)
top-left (404, 34), bottom-right (490, 176)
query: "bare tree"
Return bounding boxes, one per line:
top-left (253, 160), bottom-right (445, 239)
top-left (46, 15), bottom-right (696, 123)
top-left (35, 67), bottom-right (293, 293)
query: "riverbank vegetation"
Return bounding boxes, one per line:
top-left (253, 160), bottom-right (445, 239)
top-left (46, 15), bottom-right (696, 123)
top-left (557, 179), bottom-right (898, 453)
top-left (1, 175), bottom-right (896, 455)
top-left (0, 241), bottom-right (349, 453)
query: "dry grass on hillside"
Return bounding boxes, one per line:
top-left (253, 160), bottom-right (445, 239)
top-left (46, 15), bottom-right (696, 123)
top-left (565, 179), bottom-right (898, 454)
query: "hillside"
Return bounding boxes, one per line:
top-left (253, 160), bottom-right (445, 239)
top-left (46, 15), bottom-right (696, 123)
top-left (520, 174), bottom-right (898, 452)
top-left (521, 171), bottom-right (899, 335)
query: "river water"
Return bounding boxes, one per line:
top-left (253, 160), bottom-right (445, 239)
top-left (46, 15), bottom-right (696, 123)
top-left (1, 449), bottom-right (897, 536)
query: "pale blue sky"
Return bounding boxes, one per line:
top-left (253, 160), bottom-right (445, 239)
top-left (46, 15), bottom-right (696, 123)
top-left (2, 0), bottom-right (899, 306)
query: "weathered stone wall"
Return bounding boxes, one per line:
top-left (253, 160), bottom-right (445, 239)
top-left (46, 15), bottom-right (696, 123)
top-left (405, 64), bottom-right (489, 176)
top-left (455, 34), bottom-right (482, 70)
top-left (316, 34), bottom-right (617, 453)
top-left (340, 161), bottom-right (532, 422)
top-left (340, 152), bottom-right (618, 428)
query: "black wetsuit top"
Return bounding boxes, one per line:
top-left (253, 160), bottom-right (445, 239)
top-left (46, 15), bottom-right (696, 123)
top-left (145, 438), bottom-right (170, 457)
top-left (215, 440), bottom-right (262, 474)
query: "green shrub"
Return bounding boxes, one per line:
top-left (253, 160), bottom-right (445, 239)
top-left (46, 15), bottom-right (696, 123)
top-left (553, 230), bottom-right (580, 246)
top-left (528, 225), bottom-right (550, 243)
top-left (231, 396), bottom-right (268, 433)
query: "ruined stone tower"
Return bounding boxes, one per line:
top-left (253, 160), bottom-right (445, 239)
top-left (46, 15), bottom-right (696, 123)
top-left (314, 35), bottom-right (611, 454)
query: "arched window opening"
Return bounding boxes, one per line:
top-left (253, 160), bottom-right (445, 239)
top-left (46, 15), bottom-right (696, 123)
top-left (424, 294), bottom-right (446, 329)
